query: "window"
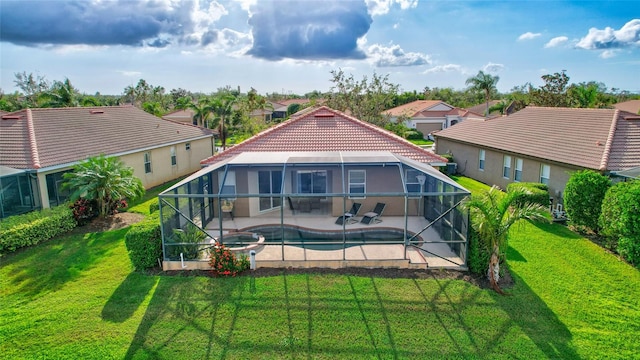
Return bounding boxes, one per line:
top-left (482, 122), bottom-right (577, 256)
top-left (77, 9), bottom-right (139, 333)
top-left (348, 170), bottom-right (366, 198)
top-left (478, 149), bottom-right (485, 171)
top-left (185, 142), bottom-right (191, 151)
top-left (514, 158), bottom-right (523, 182)
top-left (297, 171), bottom-right (327, 194)
top-left (144, 152), bottom-right (152, 173)
top-left (258, 170), bottom-right (282, 211)
top-left (218, 171), bottom-right (236, 199)
top-left (170, 146), bottom-right (177, 166)
top-left (405, 169), bottom-right (423, 194)
top-left (540, 164), bottom-right (550, 185)
top-left (503, 155), bottom-right (511, 179)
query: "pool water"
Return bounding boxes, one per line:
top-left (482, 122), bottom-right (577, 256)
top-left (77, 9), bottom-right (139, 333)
top-left (230, 225), bottom-right (420, 250)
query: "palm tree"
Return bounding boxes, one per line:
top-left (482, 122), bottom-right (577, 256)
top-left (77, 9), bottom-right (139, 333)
top-left (45, 78), bottom-right (79, 107)
top-left (211, 92), bottom-right (237, 151)
top-left (466, 71), bottom-right (500, 118)
top-left (62, 155), bottom-right (145, 217)
top-left (465, 186), bottom-right (548, 293)
top-left (186, 97), bottom-right (213, 127)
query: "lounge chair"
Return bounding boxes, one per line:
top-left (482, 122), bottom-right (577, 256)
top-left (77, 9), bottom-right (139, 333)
top-left (335, 203), bottom-right (362, 225)
top-left (360, 203), bottom-right (386, 225)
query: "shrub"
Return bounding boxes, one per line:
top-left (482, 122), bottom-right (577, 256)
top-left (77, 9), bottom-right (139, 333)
top-left (618, 237), bottom-right (640, 266)
top-left (599, 180), bottom-right (640, 264)
top-left (124, 213), bottom-right (162, 270)
top-left (149, 200), bottom-right (159, 214)
top-left (70, 198), bottom-right (99, 226)
top-left (467, 227), bottom-right (489, 275)
top-left (166, 223), bottom-right (208, 260)
top-left (507, 182), bottom-right (550, 208)
top-left (209, 244), bottom-right (250, 277)
top-left (0, 205), bottom-right (76, 253)
top-left (564, 170), bottom-right (611, 233)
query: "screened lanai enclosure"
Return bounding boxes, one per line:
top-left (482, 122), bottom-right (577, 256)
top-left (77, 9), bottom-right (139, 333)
top-left (158, 151), bottom-right (471, 270)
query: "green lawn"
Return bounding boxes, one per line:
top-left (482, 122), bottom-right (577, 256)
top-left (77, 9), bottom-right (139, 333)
top-left (1, 178), bottom-right (639, 359)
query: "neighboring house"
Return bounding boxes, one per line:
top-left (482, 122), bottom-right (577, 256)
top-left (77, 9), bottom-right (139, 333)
top-left (467, 100), bottom-right (518, 118)
top-left (201, 106), bottom-right (448, 166)
top-left (0, 106), bottom-right (215, 218)
top-left (614, 100), bottom-right (640, 115)
top-left (384, 100), bottom-right (484, 138)
top-left (159, 106), bottom-right (469, 270)
top-left (162, 109), bottom-right (196, 124)
top-left (270, 99), bottom-right (314, 120)
top-left (433, 106), bottom-right (640, 204)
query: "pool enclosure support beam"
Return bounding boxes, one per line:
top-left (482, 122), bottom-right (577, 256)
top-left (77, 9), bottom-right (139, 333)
top-left (280, 162), bottom-right (287, 261)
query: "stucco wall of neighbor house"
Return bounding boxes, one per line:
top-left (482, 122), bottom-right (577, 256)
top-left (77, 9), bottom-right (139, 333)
top-left (436, 138), bottom-right (580, 203)
top-left (35, 137), bottom-right (213, 210)
top-left (124, 137), bottom-right (213, 190)
top-left (416, 123), bottom-right (443, 137)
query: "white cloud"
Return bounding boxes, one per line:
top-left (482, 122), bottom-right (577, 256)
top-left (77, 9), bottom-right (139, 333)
top-left (483, 63), bottom-right (504, 73)
top-left (366, 43), bottom-right (431, 67)
top-left (422, 64), bottom-right (464, 75)
top-left (576, 19), bottom-right (640, 50)
top-left (117, 70), bottom-right (142, 77)
top-left (600, 49), bottom-right (618, 59)
top-left (518, 32), bottom-right (541, 41)
top-left (365, 0), bottom-right (418, 16)
top-left (393, 23), bottom-right (399, 29)
top-left (545, 36), bottom-right (569, 48)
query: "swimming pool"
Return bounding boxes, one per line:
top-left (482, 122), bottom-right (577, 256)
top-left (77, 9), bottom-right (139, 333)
top-left (220, 225), bottom-right (421, 250)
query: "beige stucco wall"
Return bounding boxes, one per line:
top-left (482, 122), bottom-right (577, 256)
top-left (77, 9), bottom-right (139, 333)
top-left (209, 165), bottom-right (419, 218)
top-left (436, 138), bottom-right (582, 203)
top-left (124, 137), bottom-right (213, 189)
top-left (36, 137), bottom-right (213, 209)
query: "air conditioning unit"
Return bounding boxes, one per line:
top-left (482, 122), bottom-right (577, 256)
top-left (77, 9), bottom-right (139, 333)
top-left (446, 163), bottom-right (457, 175)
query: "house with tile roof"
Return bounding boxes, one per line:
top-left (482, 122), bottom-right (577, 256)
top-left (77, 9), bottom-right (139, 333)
top-left (433, 106), bottom-right (640, 203)
top-left (162, 109), bottom-right (196, 124)
top-left (0, 105), bottom-right (215, 218)
top-left (202, 106), bottom-right (447, 166)
top-left (157, 106), bottom-right (470, 270)
top-left (384, 100), bottom-right (484, 139)
top-left (614, 100), bottom-right (640, 115)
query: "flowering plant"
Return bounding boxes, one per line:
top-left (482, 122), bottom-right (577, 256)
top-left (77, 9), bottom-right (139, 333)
top-left (70, 198), bottom-right (99, 225)
top-left (208, 244), bottom-right (250, 277)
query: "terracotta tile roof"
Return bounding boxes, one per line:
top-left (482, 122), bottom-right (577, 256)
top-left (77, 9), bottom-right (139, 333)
top-left (0, 106), bottom-right (214, 170)
top-left (434, 106), bottom-right (640, 172)
top-left (384, 100), bottom-right (446, 117)
top-left (162, 109), bottom-right (195, 122)
top-left (614, 100), bottom-right (640, 114)
top-left (201, 106), bottom-right (447, 165)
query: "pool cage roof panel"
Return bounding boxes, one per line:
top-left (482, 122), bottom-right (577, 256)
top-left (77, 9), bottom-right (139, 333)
top-left (161, 151), bottom-right (470, 196)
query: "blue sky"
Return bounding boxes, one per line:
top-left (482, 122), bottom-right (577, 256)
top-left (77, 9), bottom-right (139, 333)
top-left (1, 0), bottom-right (638, 96)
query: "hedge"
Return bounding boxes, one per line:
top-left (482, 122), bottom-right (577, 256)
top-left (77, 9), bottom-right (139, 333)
top-left (124, 213), bottom-right (162, 270)
top-left (599, 180), bottom-right (640, 265)
top-left (0, 205), bottom-right (76, 253)
top-left (506, 182), bottom-right (550, 208)
top-left (564, 170), bottom-right (611, 232)
top-left (466, 227), bottom-right (489, 275)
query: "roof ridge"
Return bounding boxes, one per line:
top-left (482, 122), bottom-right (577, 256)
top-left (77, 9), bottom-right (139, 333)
top-left (26, 109), bottom-right (41, 169)
top-left (599, 109), bottom-right (620, 171)
top-left (27, 105), bottom-right (135, 112)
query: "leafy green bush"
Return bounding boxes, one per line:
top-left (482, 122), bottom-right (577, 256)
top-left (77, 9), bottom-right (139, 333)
top-left (618, 237), bottom-right (640, 266)
top-left (507, 182), bottom-right (550, 208)
top-left (167, 223), bottom-right (208, 260)
top-left (124, 213), bottom-right (162, 270)
top-left (564, 170), bottom-right (611, 233)
top-left (70, 198), bottom-right (99, 226)
top-left (0, 205), bottom-right (76, 253)
top-left (149, 200), bottom-right (159, 214)
top-left (209, 244), bottom-right (250, 276)
top-left (599, 180), bottom-right (640, 265)
top-left (467, 227), bottom-right (489, 275)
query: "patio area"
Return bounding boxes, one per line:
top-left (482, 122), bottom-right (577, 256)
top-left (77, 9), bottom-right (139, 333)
top-left (159, 151), bottom-right (470, 271)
